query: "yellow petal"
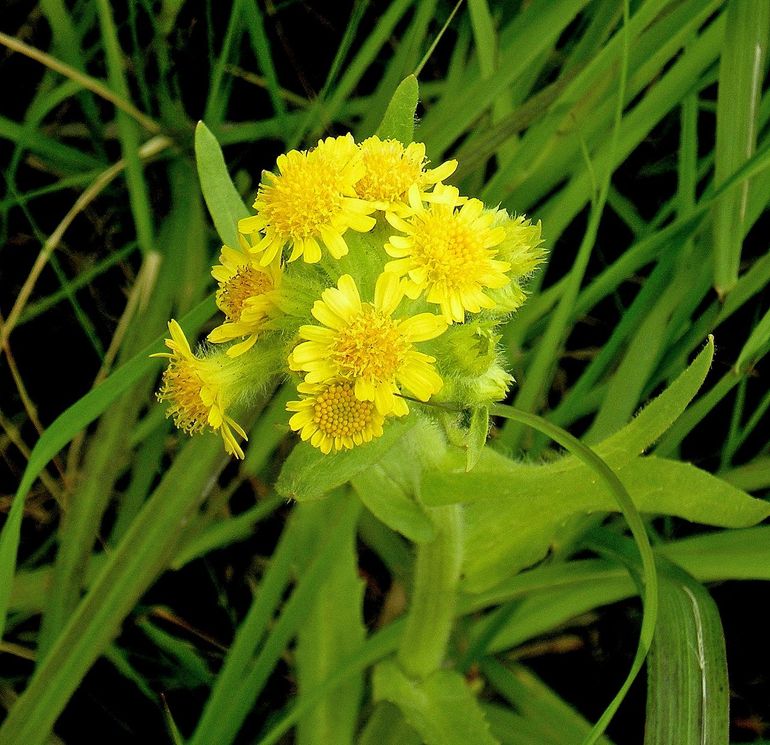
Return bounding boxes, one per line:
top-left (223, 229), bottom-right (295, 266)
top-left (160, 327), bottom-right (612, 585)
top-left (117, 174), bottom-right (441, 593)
top-left (374, 272), bottom-right (404, 316)
top-left (398, 313), bottom-right (447, 342)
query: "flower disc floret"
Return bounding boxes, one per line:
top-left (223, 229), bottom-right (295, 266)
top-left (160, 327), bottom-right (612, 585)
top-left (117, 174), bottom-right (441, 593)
top-left (287, 380), bottom-right (386, 453)
top-left (153, 320), bottom-right (248, 458)
top-left (238, 134), bottom-right (376, 265)
top-left (288, 273), bottom-right (447, 415)
top-left (355, 136), bottom-right (457, 213)
top-left (385, 187), bottom-right (511, 322)
top-left (208, 237), bottom-right (282, 357)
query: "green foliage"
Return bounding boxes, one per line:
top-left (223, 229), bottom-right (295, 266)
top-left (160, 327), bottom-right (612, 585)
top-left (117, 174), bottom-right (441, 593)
top-left (3, 3), bottom-right (770, 744)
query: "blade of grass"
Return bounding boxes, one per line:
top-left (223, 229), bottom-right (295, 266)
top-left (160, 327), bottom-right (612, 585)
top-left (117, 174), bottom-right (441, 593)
top-left (712, 0), bottom-right (769, 296)
top-left (0, 296), bottom-right (215, 642)
top-left (189, 494), bottom-right (361, 745)
top-left (499, 0), bottom-right (630, 451)
top-left (295, 497), bottom-right (365, 745)
top-left (95, 0), bottom-right (156, 255)
top-left (0, 432), bottom-right (234, 745)
top-left (0, 30), bottom-right (160, 135)
top-left (644, 561), bottom-right (728, 743)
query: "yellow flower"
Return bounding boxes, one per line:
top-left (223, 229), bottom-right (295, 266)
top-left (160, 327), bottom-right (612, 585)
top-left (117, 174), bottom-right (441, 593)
top-left (287, 379), bottom-right (386, 454)
top-left (153, 320), bottom-right (248, 459)
top-left (384, 185), bottom-right (511, 323)
top-left (207, 235), bottom-right (282, 357)
top-left (355, 136), bottom-right (457, 213)
top-left (288, 273), bottom-right (447, 415)
top-left (238, 134), bottom-right (376, 265)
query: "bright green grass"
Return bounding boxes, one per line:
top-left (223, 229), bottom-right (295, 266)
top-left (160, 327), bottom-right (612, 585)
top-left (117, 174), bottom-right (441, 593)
top-left (2, 2), bottom-right (770, 743)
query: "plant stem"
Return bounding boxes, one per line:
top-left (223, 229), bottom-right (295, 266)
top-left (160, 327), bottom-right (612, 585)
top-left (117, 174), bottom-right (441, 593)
top-left (397, 504), bottom-right (463, 679)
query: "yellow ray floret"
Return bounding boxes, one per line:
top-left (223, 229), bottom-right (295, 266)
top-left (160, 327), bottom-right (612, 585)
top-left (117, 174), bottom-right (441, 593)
top-left (287, 379), bottom-right (386, 454)
top-left (384, 184), bottom-right (512, 323)
top-left (288, 273), bottom-right (447, 415)
top-left (238, 134), bottom-right (376, 265)
top-left (207, 235), bottom-right (282, 357)
top-left (355, 136), bottom-right (457, 214)
top-left (153, 320), bottom-right (248, 459)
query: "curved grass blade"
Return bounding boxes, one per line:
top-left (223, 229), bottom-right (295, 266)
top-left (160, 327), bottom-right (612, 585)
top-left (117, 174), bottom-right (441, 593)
top-left (486, 402), bottom-right (657, 745)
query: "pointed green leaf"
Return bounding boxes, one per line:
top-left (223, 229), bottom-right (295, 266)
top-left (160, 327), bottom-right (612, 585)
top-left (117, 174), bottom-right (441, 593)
top-left (375, 75), bottom-right (419, 143)
top-left (276, 417), bottom-right (417, 501)
top-left (426, 448), bottom-right (769, 591)
top-left (194, 121), bottom-right (250, 248)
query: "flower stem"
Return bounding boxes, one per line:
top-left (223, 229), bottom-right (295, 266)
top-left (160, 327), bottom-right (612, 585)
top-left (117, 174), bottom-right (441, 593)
top-left (396, 503), bottom-right (463, 679)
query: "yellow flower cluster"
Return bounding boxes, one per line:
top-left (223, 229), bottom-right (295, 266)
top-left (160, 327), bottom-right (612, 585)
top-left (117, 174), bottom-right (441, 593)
top-left (154, 133), bottom-right (544, 457)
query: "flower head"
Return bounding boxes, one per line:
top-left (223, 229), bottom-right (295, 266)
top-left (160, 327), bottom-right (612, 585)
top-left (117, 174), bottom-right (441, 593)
top-left (208, 236), bottom-right (282, 357)
top-left (355, 136), bottom-right (457, 213)
top-left (153, 320), bottom-right (248, 458)
top-left (384, 185), bottom-right (514, 323)
top-left (287, 379), bottom-right (386, 453)
top-left (288, 273), bottom-right (447, 415)
top-left (238, 134), bottom-right (376, 265)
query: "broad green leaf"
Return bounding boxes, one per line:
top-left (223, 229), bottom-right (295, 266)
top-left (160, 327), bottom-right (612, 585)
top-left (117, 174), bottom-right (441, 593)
top-left (375, 74), bottom-right (419, 143)
top-left (373, 659), bottom-right (499, 745)
top-left (351, 423), bottom-right (442, 543)
top-left (645, 561), bottom-right (728, 744)
top-left (276, 417), bottom-right (417, 501)
top-left (446, 449), bottom-right (769, 591)
top-left (194, 120), bottom-right (250, 248)
top-left (296, 497), bottom-right (365, 745)
top-left (659, 526), bottom-right (770, 581)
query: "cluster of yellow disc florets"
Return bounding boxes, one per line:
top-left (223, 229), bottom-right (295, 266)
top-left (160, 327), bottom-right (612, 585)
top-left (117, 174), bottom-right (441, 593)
top-left (154, 134), bottom-right (544, 457)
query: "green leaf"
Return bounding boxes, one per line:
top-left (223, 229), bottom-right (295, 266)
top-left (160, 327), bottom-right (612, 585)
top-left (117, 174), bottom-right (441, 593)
top-left (276, 417), bottom-right (417, 501)
top-left (712, 0), bottom-right (770, 295)
top-left (598, 335), bottom-right (714, 458)
top-left (190, 495), bottom-right (361, 745)
top-left (432, 447), bottom-right (768, 591)
top-left (137, 618), bottom-right (214, 687)
top-left (645, 561), bottom-right (729, 744)
top-left (352, 465), bottom-right (436, 544)
top-left (0, 434), bottom-right (228, 745)
top-left (295, 497), bottom-right (365, 745)
top-left (373, 659), bottom-right (499, 745)
top-left (194, 120), bottom-right (250, 248)
top-left (375, 74), bottom-right (419, 143)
